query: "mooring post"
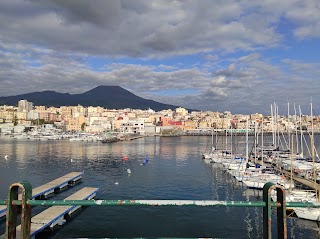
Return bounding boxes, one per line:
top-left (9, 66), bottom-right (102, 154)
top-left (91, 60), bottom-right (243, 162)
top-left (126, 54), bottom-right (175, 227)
top-left (263, 182), bottom-right (287, 239)
top-left (5, 181), bottom-right (32, 239)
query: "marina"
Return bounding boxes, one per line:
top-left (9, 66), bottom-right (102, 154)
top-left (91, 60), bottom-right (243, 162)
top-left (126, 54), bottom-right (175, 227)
top-left (0, 172), bottom-right (83, 218)
top-left (1, 136), bottom-right (320, 238)
top-left (1, 0), bottom-right (320, 238)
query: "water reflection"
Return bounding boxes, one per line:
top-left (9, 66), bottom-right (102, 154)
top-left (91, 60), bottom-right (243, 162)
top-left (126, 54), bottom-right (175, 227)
top-left (0, 136), bottom-right (318, 238)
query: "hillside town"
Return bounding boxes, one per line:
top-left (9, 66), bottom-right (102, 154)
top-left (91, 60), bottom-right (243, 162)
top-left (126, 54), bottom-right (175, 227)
top-left (0, 99), bottom-right (319, 139)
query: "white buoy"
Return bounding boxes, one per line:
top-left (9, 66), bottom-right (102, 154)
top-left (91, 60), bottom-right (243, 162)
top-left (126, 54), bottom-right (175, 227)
top-left (127, 168), bottom-right (131, 174)
top-left (71, 158), bottom-right (73, 162)
top-left (4, 155), bottom-right (8, 160)
top-left (115, 182), bottom-right (119, 185)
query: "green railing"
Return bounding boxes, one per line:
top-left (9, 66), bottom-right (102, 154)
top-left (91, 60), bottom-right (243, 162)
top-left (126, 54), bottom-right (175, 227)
top-left (1, 181), bottom-right (320, 239)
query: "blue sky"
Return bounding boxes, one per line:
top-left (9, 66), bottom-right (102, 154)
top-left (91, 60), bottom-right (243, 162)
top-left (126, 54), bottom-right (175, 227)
top-left (0, 0), bottom-right (319, 115)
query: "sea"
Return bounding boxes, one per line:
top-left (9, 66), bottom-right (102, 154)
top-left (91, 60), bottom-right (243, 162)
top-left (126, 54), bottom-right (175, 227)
top-left (0, 135), bottom-right (320, 239)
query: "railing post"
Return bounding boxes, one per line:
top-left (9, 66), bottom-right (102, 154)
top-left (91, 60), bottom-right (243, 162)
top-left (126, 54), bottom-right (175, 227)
top-left (5, 181), bottom-right (32, 239)
top-left (263, 182), bottom-right (287, 239)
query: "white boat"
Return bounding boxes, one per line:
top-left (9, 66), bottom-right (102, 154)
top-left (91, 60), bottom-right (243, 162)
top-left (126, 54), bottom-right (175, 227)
top-left (202, 127), bottom-right (216, 160)
top-left (294, 101), bottom-right (320, 221)
top-left (243, 174), bottom-right (292, 190)
top-left (272, 189), bottom-right (316, 205)
top-left (295, 208), bottom-right (320, 221)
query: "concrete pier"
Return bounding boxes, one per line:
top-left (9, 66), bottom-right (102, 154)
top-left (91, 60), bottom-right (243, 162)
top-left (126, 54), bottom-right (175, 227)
top-left (0, 172), bottom-right (84, 218)
top-left (1, 187), bottom-right (98, 239)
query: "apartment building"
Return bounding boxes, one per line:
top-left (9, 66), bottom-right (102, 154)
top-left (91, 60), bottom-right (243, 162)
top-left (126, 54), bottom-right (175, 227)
top-left (18, 100), bottom-right (33, 112)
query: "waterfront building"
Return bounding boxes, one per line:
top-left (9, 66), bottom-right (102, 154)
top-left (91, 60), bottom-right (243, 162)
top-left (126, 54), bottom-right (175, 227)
top-left (198, 120), bottom-right (211, 129)
top-left (15, 111), bottom-right (28, 120)
top-left (175, 107), bottom-right (188, 116)
top-left (102, 110), bottom-right (118, 118)
top-left (159, 109), bottom-right (174, 118)
top-left (250, 113), bottom-right (263, 120)
top-left (183, 119), bottom-right (198, 130)
top-left (35, 106), bottom-right (46, 111)
top-left (0, 110), bottom-right (14, 121)
top-left (65, 115), bottom-right (85, 132)
top-left (160, 117), bottom-right (183, 129)
top-left (119, 120), bottom-right (145, 135)
top-left (18, 99), bottom-right (33, 112)
top-left (47, 106), bottom-right (58, 113)
top-left (60, 106), bottom-right (72, 120)
top-left (27, 111), bottom-right (39, 120)
top-left (86, 116), bottom-right (112, 133)
top-left (0, 123), bottom-right (14, 134)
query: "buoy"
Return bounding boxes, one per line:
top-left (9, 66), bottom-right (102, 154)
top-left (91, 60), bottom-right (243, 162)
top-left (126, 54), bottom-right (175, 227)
top-left (123, 156), bottom-right (129, 160)
top-left (4, 155), bottom-right (8, 160)
top-left (115, 182), bottom-right (119, 185)
top-left (127, 168), bottom-right (131, 174)
top-left (71, 158), bottom-right (73, 162)
top-left (142, 156), bottom-right (149, 165)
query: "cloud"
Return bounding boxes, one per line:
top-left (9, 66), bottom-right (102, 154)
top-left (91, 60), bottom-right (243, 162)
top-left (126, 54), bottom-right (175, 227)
top-left (1, 44), bottom-right (319, 114)
top-left (204, 54), bottom-right (219, 61)
top-left (284, 1), bottom-right (320, 38)
top-left (0, 0), bottom-right (305, 58)
top-left (0, 1), bottom-right (320, 114)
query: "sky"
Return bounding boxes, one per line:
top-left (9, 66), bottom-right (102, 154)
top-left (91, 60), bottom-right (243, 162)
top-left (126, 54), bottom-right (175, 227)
top-left (0, 0), bottom-right (320, 115)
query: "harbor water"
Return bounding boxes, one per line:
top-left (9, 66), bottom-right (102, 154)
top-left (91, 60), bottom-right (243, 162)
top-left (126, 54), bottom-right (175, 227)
top-left (0, 135), bottom-right (320, 238)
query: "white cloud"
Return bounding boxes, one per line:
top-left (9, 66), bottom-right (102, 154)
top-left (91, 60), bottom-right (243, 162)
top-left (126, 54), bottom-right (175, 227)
top-left (0, 0), bottom-right (299, 57)
top-left (0, 0), bottom-right (320, 114)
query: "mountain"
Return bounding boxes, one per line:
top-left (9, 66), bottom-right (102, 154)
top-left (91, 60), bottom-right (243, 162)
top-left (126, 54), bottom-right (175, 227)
top-left (0, 86), bottom-right (180, 111)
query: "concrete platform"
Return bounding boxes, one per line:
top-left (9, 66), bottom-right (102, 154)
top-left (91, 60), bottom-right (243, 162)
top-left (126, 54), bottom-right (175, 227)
top-left (0, 172), bottom-right (84, 218)
top-left (1, 187), bottom-right (98, 239)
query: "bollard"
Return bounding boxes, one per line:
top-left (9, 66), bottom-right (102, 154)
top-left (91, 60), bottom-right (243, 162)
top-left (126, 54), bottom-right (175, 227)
top-left (263, 182), bottom-right (287, 239)
top-left (5, 181), bottom-right (32, 239)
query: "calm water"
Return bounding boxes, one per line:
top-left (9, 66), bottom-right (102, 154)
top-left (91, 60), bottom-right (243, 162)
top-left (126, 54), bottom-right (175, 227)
top-left (0, 135), bottom-right (320, 238)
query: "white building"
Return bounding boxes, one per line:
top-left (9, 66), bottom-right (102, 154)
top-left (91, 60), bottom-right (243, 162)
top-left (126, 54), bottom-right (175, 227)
top-left (119, 120), bottom-right (145, 135)
top-left (175, 107), bottom-right (188, 116)
top-left (18, 100), bottom-right (33, 112)
top-left (27, 111), bottom-right (39, 120)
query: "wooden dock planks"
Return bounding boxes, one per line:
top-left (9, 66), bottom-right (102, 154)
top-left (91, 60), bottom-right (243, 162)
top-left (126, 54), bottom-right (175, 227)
top-left (4, 187), bottom-right (98, 239)
top-left (0, 172), bottom-right (84, 218)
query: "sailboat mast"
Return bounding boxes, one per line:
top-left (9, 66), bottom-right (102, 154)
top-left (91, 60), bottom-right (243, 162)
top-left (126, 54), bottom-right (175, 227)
top-left (276, 103), bottom-right (280, 148)
top-left (287, 100), bottom-right (291, 151)
top-left (271, 104), bottom-right (275, 146)
top-left (294, 103), bottom-right (299, 154)
top-left (311, 100), bottom-right (317, 197)
top-left (254, 121), bottom-right (257, 165)
top-left (225, 122), bottom-right (228, 152)
top-left (290, 134), bottom-right (294, 191)
top-left (211, 126), bottom-right (214, 151)
top-left (246, 118), bottom-right (249, 161)
top-left (261, 117), bottom-right (264, 164)
top-left (299, 105), bottom-right (304, 157)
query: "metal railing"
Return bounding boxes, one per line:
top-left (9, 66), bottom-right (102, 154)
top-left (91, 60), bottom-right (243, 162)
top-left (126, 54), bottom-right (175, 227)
top-left (1, 181), bottom-right (320, 239)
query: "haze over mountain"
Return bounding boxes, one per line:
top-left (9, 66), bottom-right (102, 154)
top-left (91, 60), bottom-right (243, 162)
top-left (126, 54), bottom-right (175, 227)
top-left (0, 86), bottom-right (182, 111)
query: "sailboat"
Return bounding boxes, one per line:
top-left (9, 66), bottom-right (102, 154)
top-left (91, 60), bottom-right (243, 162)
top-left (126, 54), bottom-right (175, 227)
top-left (294, 101), bottom-right (320, 221)
top-left (242, 117), bottom-right (292, 190)
top-left (272, 133), bottom-right (316, 210)
top-left (202, 127), bottom-right (215, 161)
top-left (203, 127), bottom-right (221, 163)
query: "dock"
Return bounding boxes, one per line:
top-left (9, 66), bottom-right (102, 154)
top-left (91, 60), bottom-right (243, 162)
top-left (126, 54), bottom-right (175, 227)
top-left (253, 160), bottom-right (320, 192)
top-left (1, 187), bottom-right (98, 239)
top-left (0, 172), bottom-right (83, 218)
top-left (121, 135), bottom-right (145, 141)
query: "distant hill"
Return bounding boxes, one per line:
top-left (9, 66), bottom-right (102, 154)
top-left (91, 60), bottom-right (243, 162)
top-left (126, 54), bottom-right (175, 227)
top-left (0, 86), bottom-right (181, 111)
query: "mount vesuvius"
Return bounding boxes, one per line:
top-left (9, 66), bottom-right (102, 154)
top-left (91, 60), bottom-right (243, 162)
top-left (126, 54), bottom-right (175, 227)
top-left (0, 86), bottom-right (181, 111)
